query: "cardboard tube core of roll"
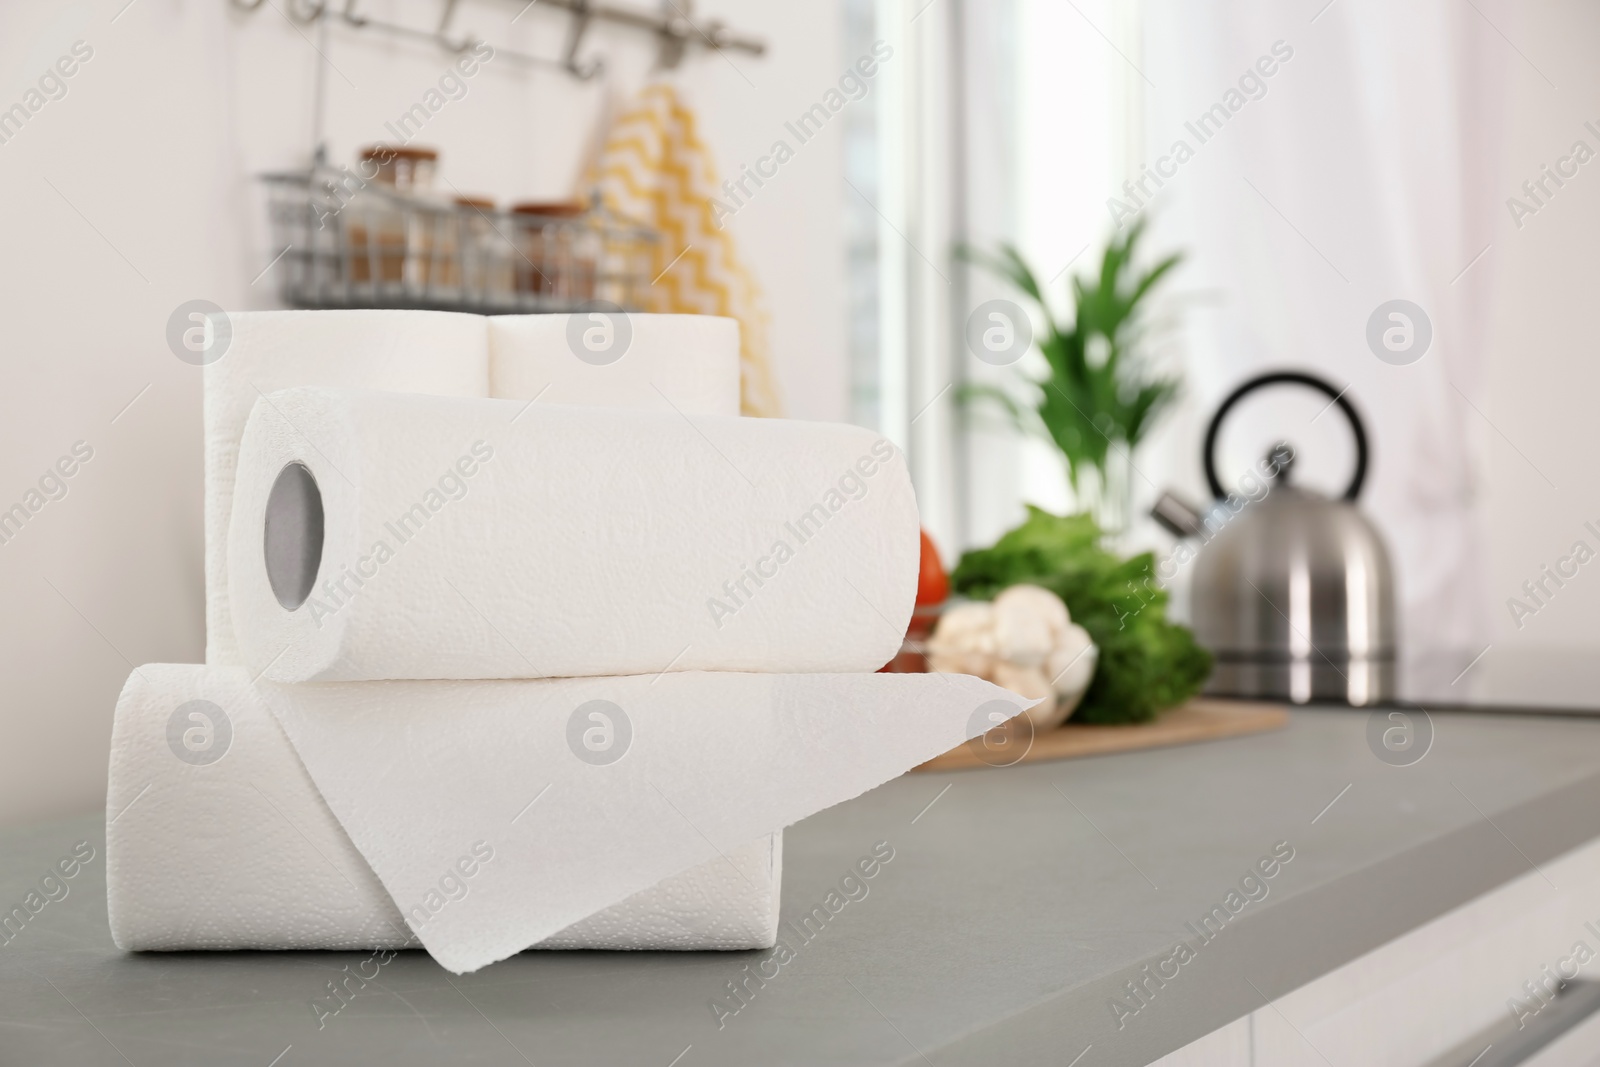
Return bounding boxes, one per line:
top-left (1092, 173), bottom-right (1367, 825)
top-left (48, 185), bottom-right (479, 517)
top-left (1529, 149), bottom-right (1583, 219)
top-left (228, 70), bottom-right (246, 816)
top-left (263, 462), bottom-right (323, 611)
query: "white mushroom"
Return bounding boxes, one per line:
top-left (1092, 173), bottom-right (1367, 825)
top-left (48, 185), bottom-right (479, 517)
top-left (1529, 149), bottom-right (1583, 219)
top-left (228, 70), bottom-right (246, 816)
top-left (993, 584), bottom-right (1071, 667)
top-left (1046, 626), bottom-right (1099, 706)
top-left (926, 584), bottom-right (1099, 730)
top-left (992, 661), bottom-right (1055, 706)
top-left (926, 601), bottom-right (997, 678)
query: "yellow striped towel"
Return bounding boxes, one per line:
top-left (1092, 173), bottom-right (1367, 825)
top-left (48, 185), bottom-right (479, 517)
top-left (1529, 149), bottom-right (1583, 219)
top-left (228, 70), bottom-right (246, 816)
top-left (593, 82), bottom-right (783, 417)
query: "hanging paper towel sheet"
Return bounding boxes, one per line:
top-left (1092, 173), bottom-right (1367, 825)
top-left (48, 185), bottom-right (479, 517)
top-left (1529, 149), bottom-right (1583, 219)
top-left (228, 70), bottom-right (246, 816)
top-left (258, 668), bottom-right (1028, 973)
top-left (106, 665), bottom-right (781, 952)
top-left (228, 387), bottom-right (919, 682)
top-left (107, 665), bottom-right (1023, 972)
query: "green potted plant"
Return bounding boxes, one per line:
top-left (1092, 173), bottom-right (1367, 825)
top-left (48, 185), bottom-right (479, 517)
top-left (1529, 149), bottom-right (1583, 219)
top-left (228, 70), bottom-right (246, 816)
top-left (961, 218), bottom-right (1182, 540)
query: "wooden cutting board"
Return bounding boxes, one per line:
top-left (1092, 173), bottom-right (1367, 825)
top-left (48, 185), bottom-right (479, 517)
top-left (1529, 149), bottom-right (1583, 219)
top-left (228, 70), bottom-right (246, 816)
top-left (914, 698), bottom-right (1288, 772)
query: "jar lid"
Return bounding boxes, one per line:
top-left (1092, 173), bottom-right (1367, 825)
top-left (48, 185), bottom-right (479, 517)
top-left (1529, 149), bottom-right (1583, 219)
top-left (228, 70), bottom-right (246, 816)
top-left (453, 196), bottom-right (496, 210)
top-left (360, 144), bottom-right (440, 163)
top-left (510, 200), bottom-right (585, 217)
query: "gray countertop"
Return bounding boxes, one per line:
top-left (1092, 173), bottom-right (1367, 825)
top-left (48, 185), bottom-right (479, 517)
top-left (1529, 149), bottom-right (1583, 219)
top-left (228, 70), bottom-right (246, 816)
top-left (6, 706), bottom-right (1600, 1067)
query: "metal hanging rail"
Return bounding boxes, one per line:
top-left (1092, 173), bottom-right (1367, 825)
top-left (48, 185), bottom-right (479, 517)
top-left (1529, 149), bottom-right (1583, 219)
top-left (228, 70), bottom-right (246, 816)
top-left (229, 0), bottom-right (766, 80)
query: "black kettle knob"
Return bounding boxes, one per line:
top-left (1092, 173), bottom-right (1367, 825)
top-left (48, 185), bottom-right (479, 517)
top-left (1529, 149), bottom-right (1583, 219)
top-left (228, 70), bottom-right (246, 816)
top-left (1265, 442), bottom-right (1295, 483)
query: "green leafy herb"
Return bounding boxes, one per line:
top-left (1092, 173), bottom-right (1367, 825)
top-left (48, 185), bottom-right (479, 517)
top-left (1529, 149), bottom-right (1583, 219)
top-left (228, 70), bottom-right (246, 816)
top-left (950, 506), bottom-right (1211, 724)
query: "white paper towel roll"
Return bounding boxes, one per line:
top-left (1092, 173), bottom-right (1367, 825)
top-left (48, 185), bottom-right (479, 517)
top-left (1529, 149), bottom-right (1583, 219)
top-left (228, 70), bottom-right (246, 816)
top-left (489, 313), bottom-right (739, 415)
top-left (228, 387), bottom-right (919, 682)
top-left (106, 664), bottom-right (781, 952)
top-left (204, 311), bottom-right (489, 665)
top-left (261, 670), bottom-right (1029, 972)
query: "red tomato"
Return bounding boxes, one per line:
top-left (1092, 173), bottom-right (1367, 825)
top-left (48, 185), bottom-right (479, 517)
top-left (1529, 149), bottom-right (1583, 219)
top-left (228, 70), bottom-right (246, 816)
top-left (896, 529), bottom-right (950, 648)
top-left (916, 528), bottom-right (949, 607)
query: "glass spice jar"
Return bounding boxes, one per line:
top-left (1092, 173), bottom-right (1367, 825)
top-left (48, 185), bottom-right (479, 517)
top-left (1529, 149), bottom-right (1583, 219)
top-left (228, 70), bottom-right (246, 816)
top-left (452, 196), bottom-right (514, 306)
top-left (349, 145), bottom-right (440, 289)
top-left (510, 201), bottom-right (592, 303)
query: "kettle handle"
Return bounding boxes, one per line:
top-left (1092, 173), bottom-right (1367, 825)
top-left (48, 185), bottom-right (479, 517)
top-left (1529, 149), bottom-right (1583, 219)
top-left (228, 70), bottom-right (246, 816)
top-left (1203, 370), bottom-right (1368, 502)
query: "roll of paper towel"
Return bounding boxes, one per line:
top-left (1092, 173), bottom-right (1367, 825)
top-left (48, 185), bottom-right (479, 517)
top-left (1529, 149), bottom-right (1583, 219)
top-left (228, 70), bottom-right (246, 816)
top-left (259, 669), bottom-right (1028, 972)
top-left (228, 387), bottom-right (919, 682)
top-left (489, 313), bottom-right (739, 415)
top-left (204, 311), bottom-right (489, 665)
top-left (107, 664), bottom-right (781, 952)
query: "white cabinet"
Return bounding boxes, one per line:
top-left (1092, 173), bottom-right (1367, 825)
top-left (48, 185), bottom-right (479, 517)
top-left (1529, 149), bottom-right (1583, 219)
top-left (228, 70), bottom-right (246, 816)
top-left (1156, 834), bottom-right (1600, 1066)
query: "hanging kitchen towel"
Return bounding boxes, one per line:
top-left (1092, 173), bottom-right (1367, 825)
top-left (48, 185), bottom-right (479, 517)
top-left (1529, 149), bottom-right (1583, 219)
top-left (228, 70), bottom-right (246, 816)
top-left (203, 310), bottom-right (490, 666)
top-left (228, 387), bottom-right (918, 682)
top-left (593, 82), bottom-right (784, 418)
top-left (106, 664), bottom-right (782, 953)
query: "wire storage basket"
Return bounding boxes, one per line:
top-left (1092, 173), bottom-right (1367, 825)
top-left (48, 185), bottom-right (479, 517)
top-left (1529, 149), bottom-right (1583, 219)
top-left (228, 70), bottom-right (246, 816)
top-left (260, 168), bottom-right (658, 314)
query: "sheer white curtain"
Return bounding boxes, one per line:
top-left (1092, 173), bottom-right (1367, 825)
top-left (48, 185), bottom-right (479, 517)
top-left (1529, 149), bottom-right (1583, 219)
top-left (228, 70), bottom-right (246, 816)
top-left (1137, 0), bottom-right (1505, 654)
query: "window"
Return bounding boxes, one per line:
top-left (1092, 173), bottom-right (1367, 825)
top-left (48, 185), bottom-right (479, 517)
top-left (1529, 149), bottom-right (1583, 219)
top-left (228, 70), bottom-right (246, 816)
top-left (843, 0), bottom-right (1143, 554)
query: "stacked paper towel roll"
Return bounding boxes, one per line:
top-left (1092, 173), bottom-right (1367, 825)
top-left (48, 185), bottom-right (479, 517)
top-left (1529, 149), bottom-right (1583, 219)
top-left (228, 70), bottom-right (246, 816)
top-left (226, 388), bottom-right (917, 681)
top-left (489, 312), bottom-right (740, 414)
top-left (109, 309), bottom-right (1027, 973)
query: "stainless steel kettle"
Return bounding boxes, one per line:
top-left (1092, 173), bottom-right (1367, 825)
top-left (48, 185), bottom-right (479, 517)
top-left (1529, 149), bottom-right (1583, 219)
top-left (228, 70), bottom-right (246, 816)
top-left (1152, 371), bottom-right (1397, 706)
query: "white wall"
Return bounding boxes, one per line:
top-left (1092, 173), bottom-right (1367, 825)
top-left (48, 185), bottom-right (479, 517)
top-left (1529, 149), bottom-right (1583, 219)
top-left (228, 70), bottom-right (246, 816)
top-left (0, 0), bottom-right (847, 825)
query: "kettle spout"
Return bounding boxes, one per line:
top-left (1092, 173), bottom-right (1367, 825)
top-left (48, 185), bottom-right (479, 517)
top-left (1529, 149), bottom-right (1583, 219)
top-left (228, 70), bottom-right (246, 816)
top-left (1151, 491), bottom-right (1206, 538)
